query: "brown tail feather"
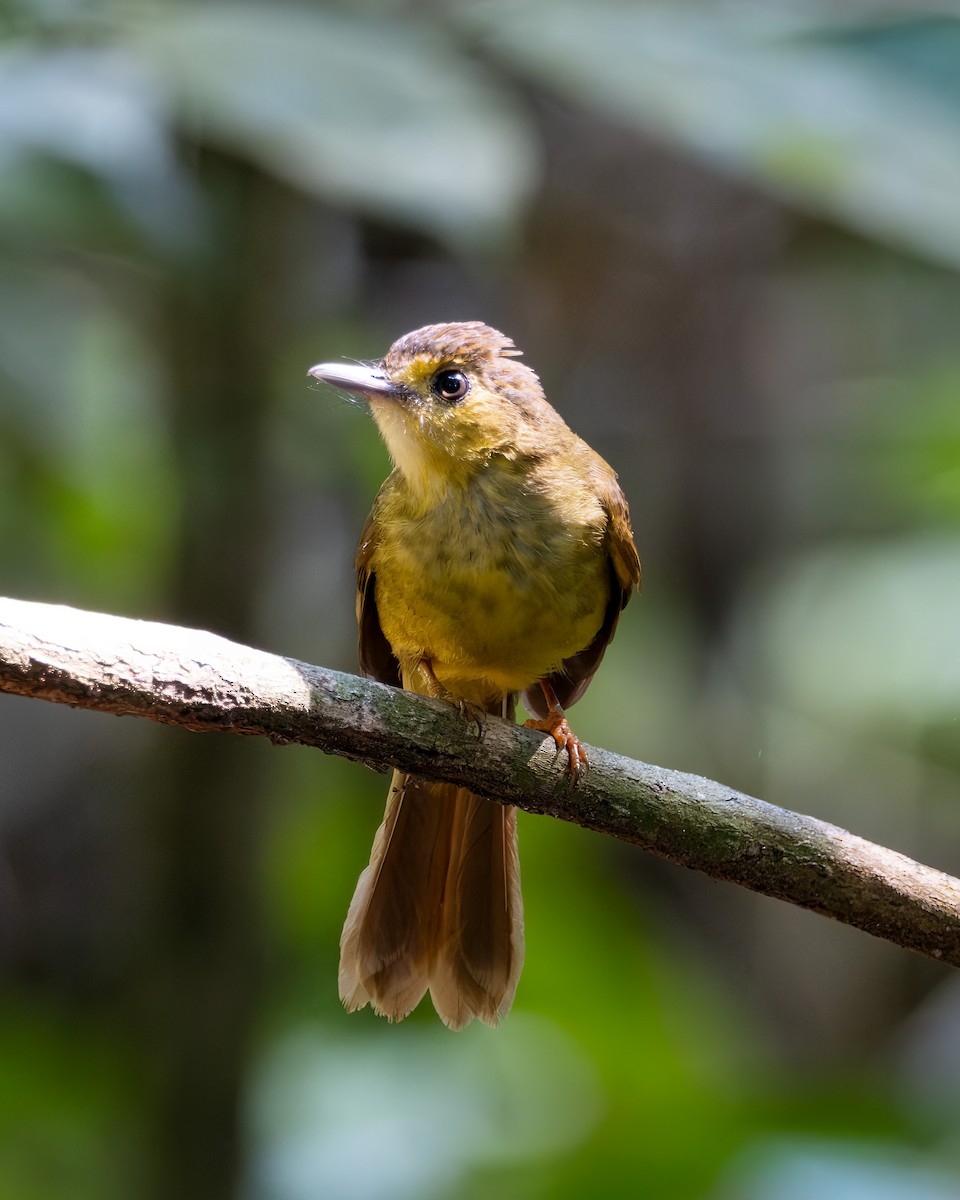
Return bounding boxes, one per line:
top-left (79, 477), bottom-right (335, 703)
top-left (338, 698), bottom-right (524, 1028)
top-left (338, 772), bottom-right (455, 1021)
top-left (430, 794), bottom-right (523, 1029)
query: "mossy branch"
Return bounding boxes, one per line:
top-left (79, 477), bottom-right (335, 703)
top-left (2, 595), bottom-right (959, 967)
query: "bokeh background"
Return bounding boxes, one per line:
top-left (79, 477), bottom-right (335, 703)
top-left (3, 2), bottom-right (960, 1197)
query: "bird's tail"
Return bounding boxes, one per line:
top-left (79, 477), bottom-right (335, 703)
top-left (338, 697), bottom-right (524, 1030)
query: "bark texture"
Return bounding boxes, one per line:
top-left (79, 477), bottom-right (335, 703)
top-left (2, 595), bottom-right (959, 968)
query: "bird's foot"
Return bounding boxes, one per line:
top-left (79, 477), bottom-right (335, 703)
top-left (414, 660), bottom-right (486, 739)
top-left (452, 697), bottom-right (487, 739)
top-left (524, 712), bottom-right (588, 775)
top-left (524, 678), bottom-right (588, 776)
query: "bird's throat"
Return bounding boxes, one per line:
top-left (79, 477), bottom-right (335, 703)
top-left (369, 399), bottom-right (465, 504)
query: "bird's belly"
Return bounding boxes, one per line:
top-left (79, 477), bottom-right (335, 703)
top-left (374, 520), bottom-right (608, 701)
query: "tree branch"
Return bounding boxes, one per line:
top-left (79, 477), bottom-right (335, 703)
top-left (2, 595), bottom-right (958, 968)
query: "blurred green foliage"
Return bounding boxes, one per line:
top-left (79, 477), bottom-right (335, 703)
top-left (2, 2), bottom-right (960, 1198)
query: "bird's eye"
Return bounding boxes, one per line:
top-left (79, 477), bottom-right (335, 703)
top-left (431, 369), bottom-right (469, 404)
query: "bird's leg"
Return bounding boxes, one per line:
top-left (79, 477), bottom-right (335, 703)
top-left (524, 680), bottom-right (588, 775)
top-left (412, 659), bottom-right (486, 737)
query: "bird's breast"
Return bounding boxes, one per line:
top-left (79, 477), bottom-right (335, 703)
top-left (372, 472), bottom-right (609, 699)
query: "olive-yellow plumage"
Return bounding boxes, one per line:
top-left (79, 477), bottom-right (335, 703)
top-left (309, 322), bottom-right (640, 1029)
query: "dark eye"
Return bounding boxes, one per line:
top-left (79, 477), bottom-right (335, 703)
top-left (431, 368), bottom-right (469, 404)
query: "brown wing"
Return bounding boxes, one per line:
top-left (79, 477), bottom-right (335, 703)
top-left (523, 477), bottom-right (640, 717)
top-left (356, 505), bottom-right (401, 687)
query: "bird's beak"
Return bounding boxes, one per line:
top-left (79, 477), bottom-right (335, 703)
top-left (307, 361), bottom-right (399, 400)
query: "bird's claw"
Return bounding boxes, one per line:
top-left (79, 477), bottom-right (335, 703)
top-left (453, 697), bottom-right (486, 740)
top-left (414, 659), bottom-right (485, 739)
top-left (524, 714), bottom-right (588, 777)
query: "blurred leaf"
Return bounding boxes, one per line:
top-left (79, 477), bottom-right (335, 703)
top-left (130, 3), bottom-right (537, 246)
top-left (467, 1), bottom-right (960, 266)
top-left (0, 45), bottom-right (198, 247)
top-left (827, 15), bottom-right (960, 111)
top-left (863, 364), bottom-right (960, 522)
top-left (247, 1018), bottom-right (602, 1200)
top-left (739, 536), bottom-right (960, 729)
top-left (712, 1136), bottom-right (960, 1200)
top-left (0, 266), bottom-right (174, 603)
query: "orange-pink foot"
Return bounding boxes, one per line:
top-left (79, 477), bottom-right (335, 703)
top-left (525, 679), bottom-right (589, 775)
top-left (524, 713), bottom-right (588, 775)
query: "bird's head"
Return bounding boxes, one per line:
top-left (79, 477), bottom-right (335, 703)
top-left (309, 322), bottom-right (562, 493)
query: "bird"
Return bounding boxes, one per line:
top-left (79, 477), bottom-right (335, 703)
top-left (308, 321), bottom-right (640, 1029)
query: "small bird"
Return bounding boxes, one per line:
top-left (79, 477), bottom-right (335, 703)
top-left (309, 322), bottom-right (640, 1029)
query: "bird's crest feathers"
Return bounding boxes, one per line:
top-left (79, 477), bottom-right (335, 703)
top-left (385, 322), bottom-right (524, 371)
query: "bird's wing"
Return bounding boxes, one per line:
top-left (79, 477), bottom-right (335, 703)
top-left (524, 477), bottom-right (640, 716)
top-left (604, 480), bottom-right (643, 605)
top-left (356, 503), bottom-right (401, 687)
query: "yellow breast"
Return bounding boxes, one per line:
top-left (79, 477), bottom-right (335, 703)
top-left (371, 461), bottom-right (610, 703)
